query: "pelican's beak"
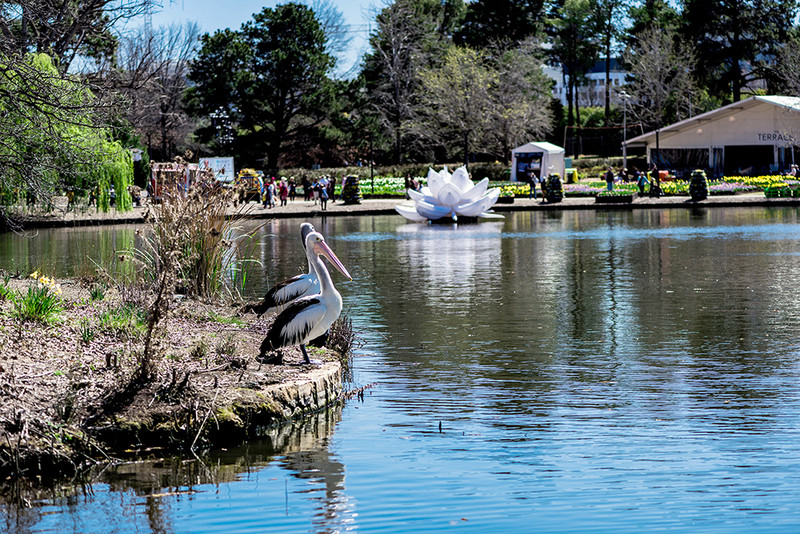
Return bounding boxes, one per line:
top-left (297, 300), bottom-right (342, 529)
top-left (314, 240), bottom-right (352, 280)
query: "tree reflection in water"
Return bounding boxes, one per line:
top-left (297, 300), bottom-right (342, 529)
top-left (0, 405), bottom-right (349, 534)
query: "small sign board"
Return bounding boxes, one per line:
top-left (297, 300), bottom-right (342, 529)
top-left (200, 157), bottom-right (235, 183)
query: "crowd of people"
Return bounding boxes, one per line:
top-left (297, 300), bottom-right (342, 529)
top-left (258, 175), bottom-right (337, 210)
top-left (602, 165), bottom-right (656, 195)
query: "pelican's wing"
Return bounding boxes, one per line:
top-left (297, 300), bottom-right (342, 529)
top-left (250, 274), bottom-right (317, 315)
top-left (265, 296), bottom-right (327, 349)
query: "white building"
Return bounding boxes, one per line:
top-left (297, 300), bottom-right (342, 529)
top-left (624, 95), bottom-right (800, 178)
top-left (545, 59), bottom-right (628, 107)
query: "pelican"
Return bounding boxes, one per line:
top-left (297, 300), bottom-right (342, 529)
top-left (260, 231), bottom-right (352, 365)
top-left (244, 222), bottom-right (319, 316)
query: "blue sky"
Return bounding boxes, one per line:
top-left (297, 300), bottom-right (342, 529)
top-left (148, 0), bottom-right (374, 76)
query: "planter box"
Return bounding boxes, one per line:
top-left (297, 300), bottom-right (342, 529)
top-left (497, 196), bottom-right (515, 204)
top-left (595, 194), bottom-right (634, 204)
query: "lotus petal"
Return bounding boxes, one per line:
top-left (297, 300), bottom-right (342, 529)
top-left (435, 182), bottom-right (464, 208)
top-left (427, 168), bottom-right (444, 197)
top-left (455, 189), bottom-right (500, 217)
top-left (408, 189), bottom-right (437, 204)
top-left (415, 200), bottom-right (452, 221)
top-left (450, 166), bottom-right (473, 193)
top-left (395, 203), bottom-right (428, 222)
top-left (458, 177), bottom-right (489, 202)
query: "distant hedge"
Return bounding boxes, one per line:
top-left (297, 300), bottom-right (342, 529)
top-left (279, 162), bottom-right (511, 181)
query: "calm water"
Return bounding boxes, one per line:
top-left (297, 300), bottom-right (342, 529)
top-left (4, 207), bottom-right (800, 533)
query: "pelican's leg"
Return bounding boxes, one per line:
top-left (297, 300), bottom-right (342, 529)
top-left (299, 344), bottom-right (322, 366)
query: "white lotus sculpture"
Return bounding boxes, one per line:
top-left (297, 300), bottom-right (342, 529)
top-left (395, 166), bottom-right (503, 222)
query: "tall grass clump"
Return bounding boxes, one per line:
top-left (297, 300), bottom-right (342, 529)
top-left (125, 160), bottom-right (261, 379)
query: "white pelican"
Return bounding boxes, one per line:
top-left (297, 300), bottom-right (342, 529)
top-left (244, 222), bottom-right (319, 316)
top-left (260, 231), bottom-right (352, 364)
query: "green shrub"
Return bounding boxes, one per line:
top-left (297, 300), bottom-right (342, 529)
top-left (98, 302), bottom-right (147, 339)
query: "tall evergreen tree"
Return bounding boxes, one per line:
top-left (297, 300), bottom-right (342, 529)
top-left (548, 0), bottom-right (600, 129)
top-left (681, 0), bottom-right (798, 102)
top-left (455, 0), bottom-right (546, 48)
top-left (185, 3), bottom-right (335, 170)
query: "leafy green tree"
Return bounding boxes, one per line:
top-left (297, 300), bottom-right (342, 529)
top-left (184, 28), bottom-right (250, 150)
top-left (681, 0), bottom-right (798, 102)
top-left (0, 53), bottom-right (132, 221)
top-left (186, 3), bottom-right (334, 170)
top-left (242, 3), bottom-right (334, 170)
top-left (625, 0), bottom-right (680, 41)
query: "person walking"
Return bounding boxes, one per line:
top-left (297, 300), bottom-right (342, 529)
top-left (319, 182), bottom-right (329, 210)
top-left (604, 167), bottom-right (615, 191)
top-left (528, 174), bottom-right (537, 199)
top-left (279, 180), bottom-right (288, 206)
top-left (636, 168), bottom-right (649, 195)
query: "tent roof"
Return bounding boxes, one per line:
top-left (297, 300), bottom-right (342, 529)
top-left (625, 95), bottom-right (800, 147)
top-left (512, 141), bottom-right (565, 154)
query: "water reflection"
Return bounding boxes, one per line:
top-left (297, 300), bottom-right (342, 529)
top-left (396, 222), bottom-right (502, 304)
top-left (1, 407), bottom-right (348, 534)
top-left (5, 209), bottom-right (800, 531)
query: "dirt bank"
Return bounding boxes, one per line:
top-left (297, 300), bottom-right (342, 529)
top-left (0, 275), bottom-right (345, 482)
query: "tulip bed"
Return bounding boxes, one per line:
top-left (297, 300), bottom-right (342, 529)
top-left (351, 174), bottom-right (797, 198)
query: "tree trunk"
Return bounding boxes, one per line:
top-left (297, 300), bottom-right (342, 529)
top-left (394, 126), bottom-right (402, 165)
top-left (566, 68), bottom-right (574, 127)
top-left (574, 78), bottom-right (582, 155)
top-left (463, 131), bottom-right (469, 169)
top-left (604, 42), bottom-right (611, 121)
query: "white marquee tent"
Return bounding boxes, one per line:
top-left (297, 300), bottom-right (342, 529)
top-left (510, 142), bottom-right (566, 182)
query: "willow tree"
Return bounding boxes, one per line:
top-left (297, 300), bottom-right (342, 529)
top-left (0, 52), bottom-right (132, 221)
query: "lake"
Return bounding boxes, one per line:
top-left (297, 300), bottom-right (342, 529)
top-left (3, 207), bottom-right (800, 533)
